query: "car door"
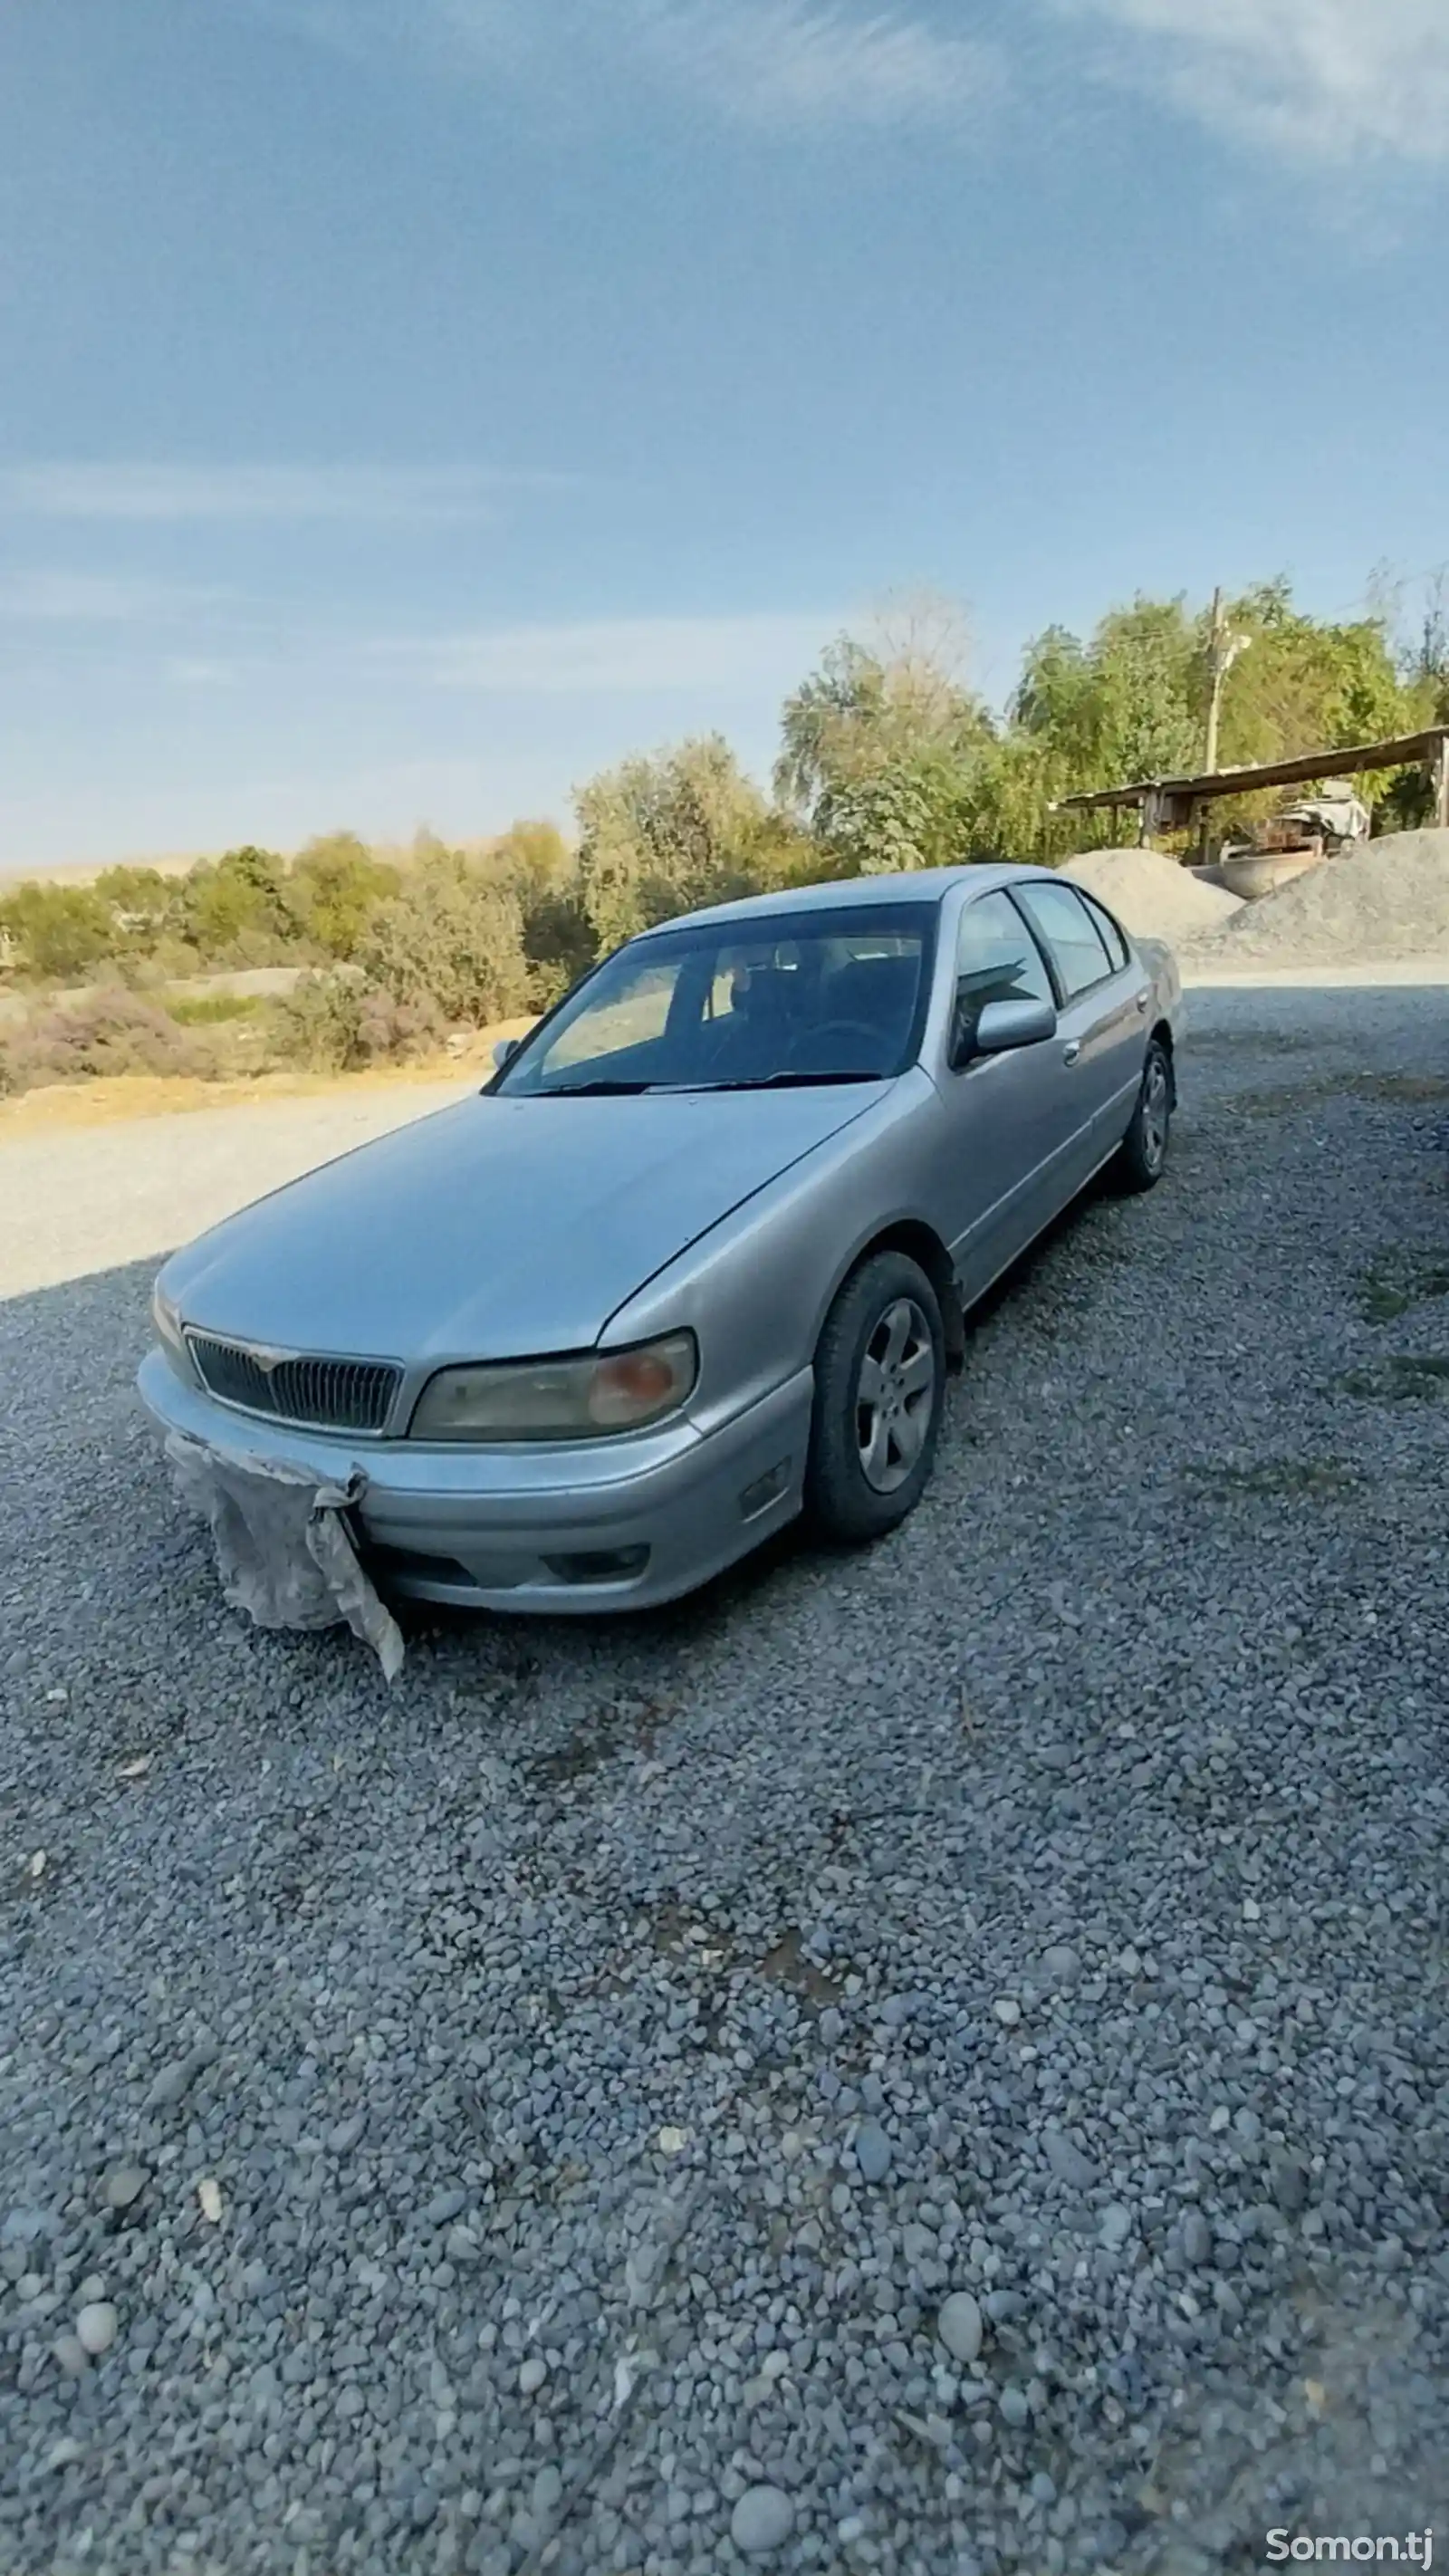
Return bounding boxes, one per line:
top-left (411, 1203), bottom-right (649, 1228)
top-left (1007, 879), bottom-right (1147, 1194)
top-left (929, 885), bottom-right (1068, 1301)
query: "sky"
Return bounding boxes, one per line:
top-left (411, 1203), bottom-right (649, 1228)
top-left (1, 0), bottom-right (1446, 871)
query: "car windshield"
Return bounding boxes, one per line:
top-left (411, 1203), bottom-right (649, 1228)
top-left (494, 903), bottom-right (938, 1095)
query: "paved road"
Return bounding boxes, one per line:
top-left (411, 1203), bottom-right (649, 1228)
top-left (2, 981), bottom-right (1447, 2576)
top-left (0, 1080), bottom-right (475, 1298)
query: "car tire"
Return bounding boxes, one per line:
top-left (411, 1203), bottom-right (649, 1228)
top-left (805, 1251), bottom-right (946, 1546)
top-left (1111, 1038), bottom-right (1174, 1194)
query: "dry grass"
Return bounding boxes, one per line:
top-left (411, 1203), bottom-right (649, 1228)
top-left (0, 1017), bottom-right (537, 1138)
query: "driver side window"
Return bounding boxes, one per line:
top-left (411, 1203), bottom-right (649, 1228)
top-left (953, 892), bottom-right (1053, 1057)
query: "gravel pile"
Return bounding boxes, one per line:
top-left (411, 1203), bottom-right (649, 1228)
top-left (1060, 848), bottom-right (1243, 944)
top-left (1185, 827), bottom-right (1449, 968)
top-left (3, 985), bottom-right (1448, 2576)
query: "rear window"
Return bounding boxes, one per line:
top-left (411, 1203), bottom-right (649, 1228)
top-left (1012, 881), bottom-right (1115, 1000)
top-left (1078, 892), bottom-right (1130, 972)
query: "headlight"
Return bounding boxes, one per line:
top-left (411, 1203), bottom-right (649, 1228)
top-left (152, 1281), bottom-right (184, 1352)
top-left (151, 1282), bottom-right (197, 1385)
top-left (408, 1332), bottom-right (697, 1443)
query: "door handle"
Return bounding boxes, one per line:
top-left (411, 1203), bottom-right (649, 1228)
top-left (1135, 990), bottom-right (1150, 1014)
top-left (1062, 1041), bottom-right (1081, 1066)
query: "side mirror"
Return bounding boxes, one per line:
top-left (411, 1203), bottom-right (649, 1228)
top-left (955, 996), bottom-right (1057, 1066)
top-left (492, 1037), bottom-right (519, 1072)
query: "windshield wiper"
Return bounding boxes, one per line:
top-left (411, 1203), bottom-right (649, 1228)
top-left (534, 1078), bottom-right (653, 1096)
top-left (690, 1070), bottom-right (888, 1091)
top-left (528, 1071), bottom-right (888, 1099)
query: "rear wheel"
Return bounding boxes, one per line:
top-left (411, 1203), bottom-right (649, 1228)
top-left (1112, 1037), bottom-right (1173, 1193)
top-left (805, 1252), bottom-right (945, 1544)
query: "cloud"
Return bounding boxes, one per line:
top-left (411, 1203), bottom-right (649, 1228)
top-left (1060, 0), bottom-right (1449, 160)
top-left (629, 2), bottom-right (1002, 129)
top-left (0, 462), bottom-right (564, 524)
top-left (251, 0), bottom-right (1002, 132)
top-left (386, 610), bottom-right (843, 694)
top-left (252, 0), bottom-right (1449, 163)
top-left (0, 579), bottom-right (843, 697)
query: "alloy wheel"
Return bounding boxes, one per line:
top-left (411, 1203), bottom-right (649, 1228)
top-left (1140, 1053), bottom-right (1171, 1172)
top-left (856, 1296), bottom-right (937, 1494)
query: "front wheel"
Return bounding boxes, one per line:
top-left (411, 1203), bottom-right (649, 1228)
top-left (1110, 1036), bottom-right (1174, 1194)
top-left (804, 1252), bottom-right (946, 1545)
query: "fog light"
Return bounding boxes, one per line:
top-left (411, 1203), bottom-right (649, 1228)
top-left (739, 1459), bottom-right (791, 1521)
top-left (542, 1545), bottom-right (650, 1586)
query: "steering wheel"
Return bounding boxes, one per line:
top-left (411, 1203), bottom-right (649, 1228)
top-left (785, 1017), bottom-right (884, 1073)
top-left (694, 1017), bottom-right (746, 1076)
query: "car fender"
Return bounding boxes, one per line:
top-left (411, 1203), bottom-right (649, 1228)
top-left (601, 1069), bottom-right (958, 1438)
top-left (1136, 935), bottom-right (1185, 1040)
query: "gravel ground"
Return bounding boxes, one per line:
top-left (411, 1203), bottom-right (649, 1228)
top-left (3, 981), bottom-right (1448, 2576)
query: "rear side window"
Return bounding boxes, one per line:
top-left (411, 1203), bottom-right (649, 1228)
top-left (1079, 892), bottom-right (1130, 972)
top-left (1012, 882), bottom-right (1114, 1000)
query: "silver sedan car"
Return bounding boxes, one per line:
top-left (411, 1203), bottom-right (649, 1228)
top-left (140, 865), bottom-right (1183, 1619)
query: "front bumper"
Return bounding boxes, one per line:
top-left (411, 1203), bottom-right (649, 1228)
top-left (138, 1348), bottom-right (812, 1614)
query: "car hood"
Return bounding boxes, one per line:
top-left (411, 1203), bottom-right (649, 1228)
top-left (162, 1084), bottom-right (885, 1361)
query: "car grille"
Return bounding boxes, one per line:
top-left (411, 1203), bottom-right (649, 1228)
top-left (187, 1334), bottom-right (401, 1435)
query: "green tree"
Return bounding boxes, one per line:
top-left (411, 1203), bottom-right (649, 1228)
top-left (811, 732), bottom-right (1061, 878)
top-left (475, 820), bottom-right (595, 1001)
top-left (92, 865), bottom-right (178, 958)
top-left (816, 751), bottom-right (971, 877)
top-left (1014, 596), bottom-right (1202, 791)
top-left (178, 845), bottom-right (293, 961)
top-left (777, 610), bottom-right (992, 822)
top-left (1402, 577), bottom-right (1449, 726)
top-left (1380, 581), bottom-right (1449, 828)
top-left (1215, 580), bottom-right (1407, 772)
top-left (776, 603), bottom-right (1008, 878)
top-left (485, 819), bottom-right (572, 906)
top-left (288, 832), bottom-right (400, 960)
top-left (1005, 578), bottom-right (1420, 856)
top-left (0, 881), bottom-right (113, 981)
top-left (573, 736), bottom-right (771, 952)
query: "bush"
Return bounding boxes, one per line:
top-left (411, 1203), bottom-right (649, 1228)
top-left (269, 973), bottom-right (366, 1072)
top-left (521, 886), bottom-right (597, 1004)
top-left (288, 832), bottom-right (401, 960)
top-left (174, 846), bottom-right (296, 963)
top-left (354, 985), bottom-right (446, 1063)
top-left (271, 972), bottom-right (446, 1073)
top-left (13, 987), bottom-right (212, 1086)
top-left (168, 990), bottom-right (265, 1024)
top-left (0, 881), bottom-right (114, 981)
top-left (359, 847), bottom-right (534, 1024)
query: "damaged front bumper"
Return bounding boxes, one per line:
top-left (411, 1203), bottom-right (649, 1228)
top-left (163, 1428), bottom-right (406, 1677)
top-left (138, 1347), bottom-right (811, 1629)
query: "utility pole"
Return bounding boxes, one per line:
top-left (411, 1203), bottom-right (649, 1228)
top-left (1201, 588), bottom-right (1250, 867)
top-left (1204, 588), bottom-right (1230, 777)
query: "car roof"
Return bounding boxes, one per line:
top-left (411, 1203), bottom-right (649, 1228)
top-left (635, 862), bottom-right (1059, 938)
